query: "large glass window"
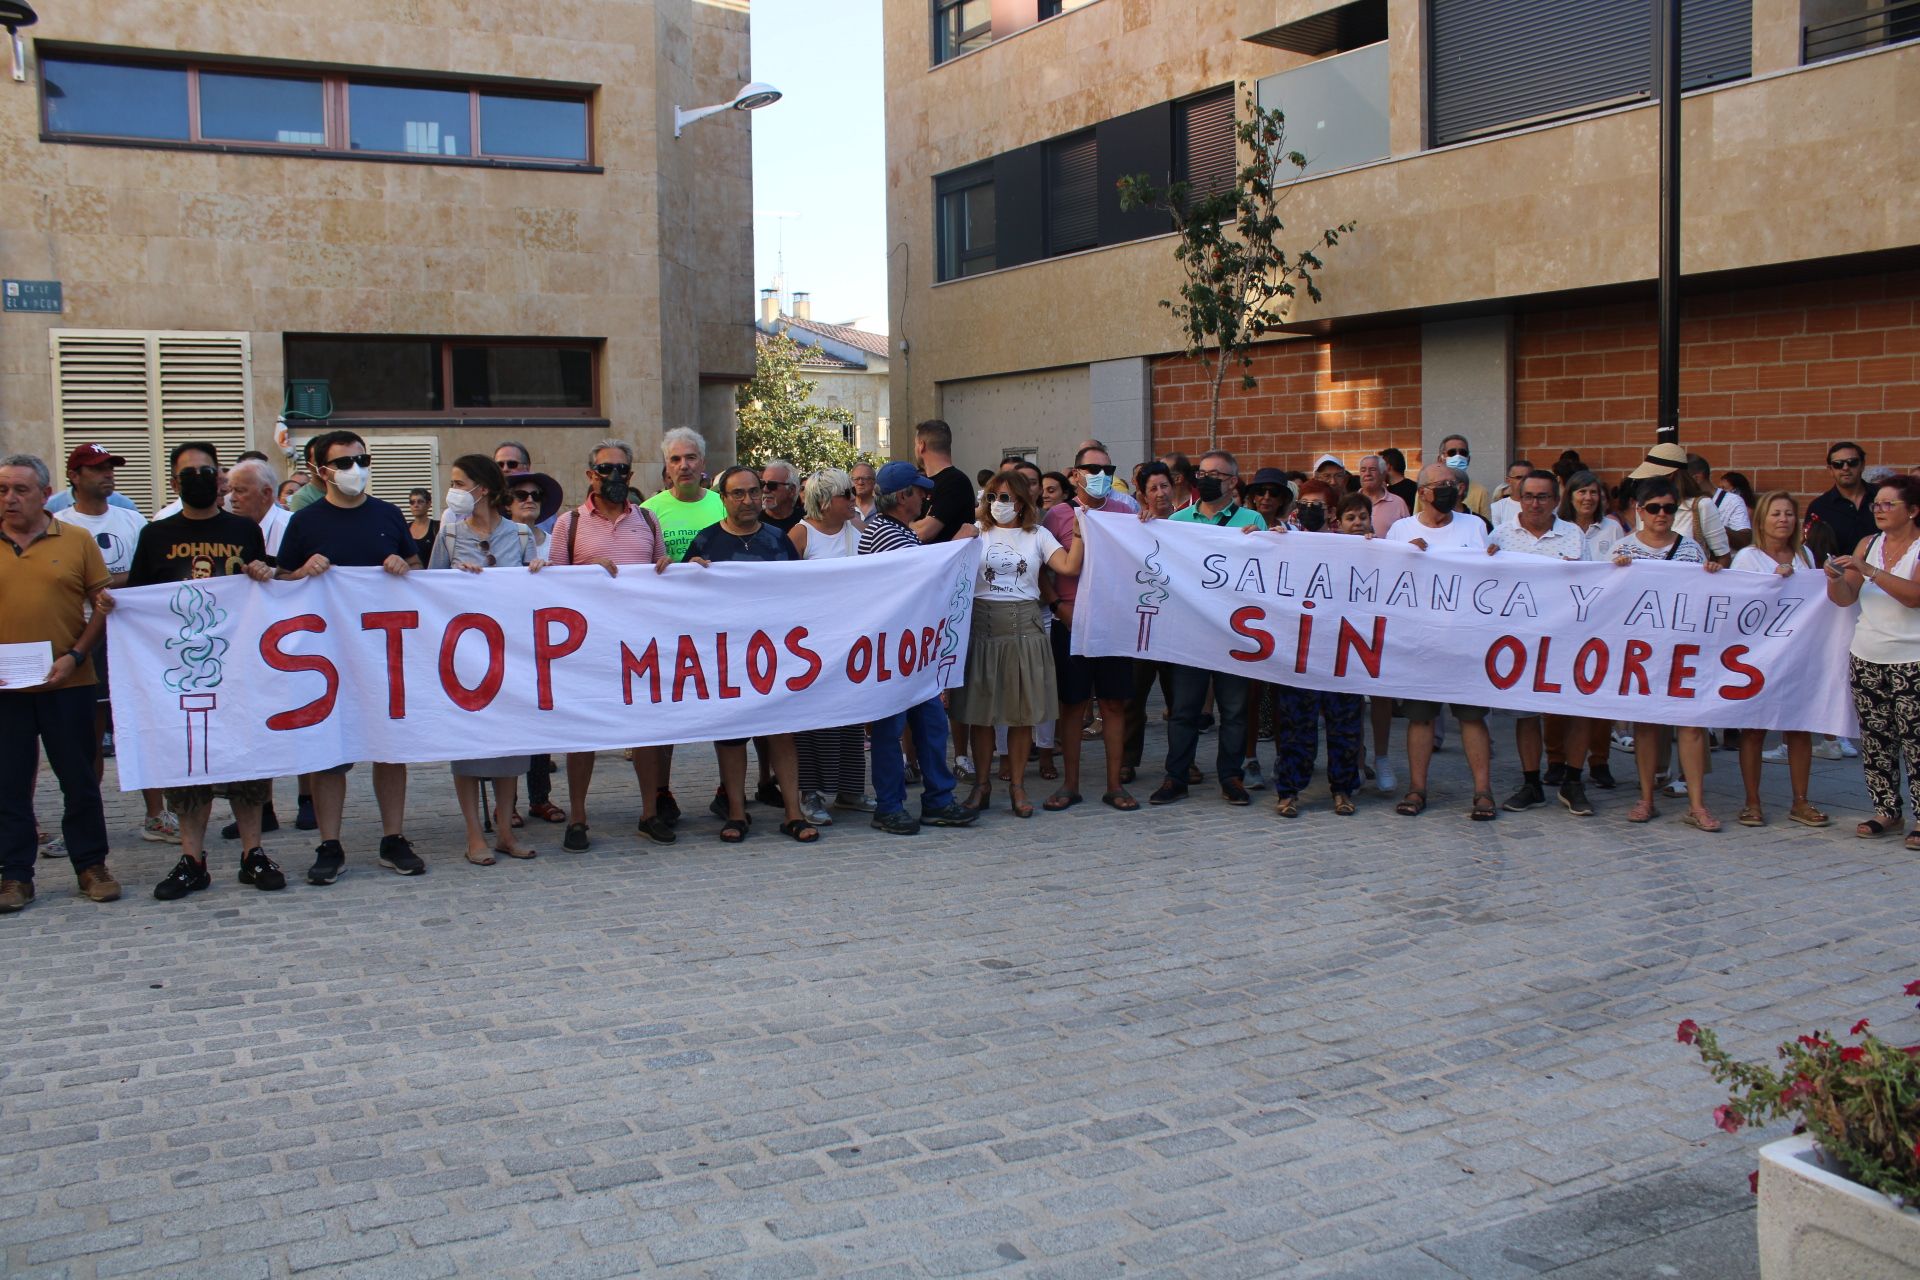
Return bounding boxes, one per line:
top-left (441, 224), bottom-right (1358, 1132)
top-left (286, 339), bottom-right (444, 413)
top-left (451, 345), bottom-right (595, 409)
top-left (1255, 43), bottom-right (1389, 179)
top-left (934, 0), bottom-right (992, 63)
top-left (348, 82), bottom-right (472, 156)
top-left (479, 94), bottom-right (589, 161)
top-left (284, 336), bottom-right (599, 416)
top-left (199, 72), bottom-right (326, 145)
top-left (41, 58), bottom-right (189, 140)
top-left (937, 167), bottom-right (997, 281)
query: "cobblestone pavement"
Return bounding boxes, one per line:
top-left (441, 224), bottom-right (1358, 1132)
top-left (6, 711), bottom-right (1917, 1279)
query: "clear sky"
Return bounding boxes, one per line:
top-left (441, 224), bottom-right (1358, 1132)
top-left (748, 0), bottom-right (889, 330)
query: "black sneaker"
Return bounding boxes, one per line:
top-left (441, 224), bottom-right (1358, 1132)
top-left (307, 840), bottom-right (346, 886)
top-left (238, 848), bottom-right (287, 890)
top-left (563, 822), bottom-right (590, 851)
top-left (754, 780), bottom-right (784, 809)
top-left (1541, 763), bottom-right (1568, 787)
top-left (153, 855), bottom-right (211, 901)
top-left (1588, 763), bottom-right (1617, 790)
top-left (378, 835), bottom-right (426, 876)
top-left (1502, 781), bottom-right (1546, 812)
top-left (921, 802), bottom-right (979, 828)
top-left (637, 815), bottom-right (675, 845)
top-left (1559, 779), bottom-right (1595, 817)
top-left (221, 804), bottom-right (280, 840)
top-left (655, 789), bottom-right (681, 826)
top-left (872, 810), bottom-right (921, 835)
top-left (294, 795), bottom-right (317, 831)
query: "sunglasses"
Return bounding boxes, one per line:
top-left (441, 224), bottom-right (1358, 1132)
top-left (1077, 464), bottom-right (1117, 476)
top-left (834, 490), bottom-right (853, 501)
top-left (763, 479), bottom-right (795, 489)
top-left (591, 463), bottom-right (632, 478)
top-left (1444, 448), bottom-right (1470, 459)
top-left (176, 465), bottom-right (216, 479)
top-left (326, 453), bottom-right (372, 470)
top-left (499, 460), bottom-right (528, 472)
top-left (1247, 487), bottom-right (1283, 500)
top-left (1641, 502), bottom-right (1678, 516)
top-left (1830, 457), bottom-right (1864, 469)
top-left (509, 489), bottom-right (542, 503)
top-left (475, 537), bottom-right (497, 568)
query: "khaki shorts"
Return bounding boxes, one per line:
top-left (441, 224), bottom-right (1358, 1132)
top-left (164, 778), bottom-right (273, 812)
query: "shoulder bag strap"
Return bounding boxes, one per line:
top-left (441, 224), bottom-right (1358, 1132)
top-left (563, 505), bottom-right (580, 565)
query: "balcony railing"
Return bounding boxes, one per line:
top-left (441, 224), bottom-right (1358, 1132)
top-left (1804, 0), bottom-right (1920, 63)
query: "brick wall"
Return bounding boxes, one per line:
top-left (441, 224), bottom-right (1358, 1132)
top-left (1151, 328), bottom-right (1421, 470)
top-left (1516, 271), bottom-right (1920, 498)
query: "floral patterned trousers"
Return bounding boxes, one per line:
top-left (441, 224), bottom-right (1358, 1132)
top-left (1271, 684), bottom-right (1366, 797)
top-left (1848, 655), bottom-right (1920, 820)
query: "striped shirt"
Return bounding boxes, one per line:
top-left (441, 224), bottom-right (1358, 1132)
top-left (858, 512), bottom-right (919, 556)
top-left (548, 501), bottom-right (662, 566)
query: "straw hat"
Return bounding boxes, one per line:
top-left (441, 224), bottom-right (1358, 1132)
top-left (1627, 442), bottom-right (1689, 480)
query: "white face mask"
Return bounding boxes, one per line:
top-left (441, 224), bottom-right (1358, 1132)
top-left (330, 463), bottom-right (369, 497)
top-left (989, 498), bottom-right (1018, 526)
top-left (443, 487), bottom-right (476, 519)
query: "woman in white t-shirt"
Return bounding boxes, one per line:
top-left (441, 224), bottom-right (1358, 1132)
top-left (1610, 477), bottom-right (1724, 831)
top-left (1729, 492), bottom-right (1828, 830)
top-left (1553, 471), bottom-right (1628, 787)
top-left (951, 472), bottom-right (1085, 818)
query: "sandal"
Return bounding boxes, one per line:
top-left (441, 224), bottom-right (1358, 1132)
top-left (495, 844), bottom-right (537, 860)
top-left (719, 818), bottom-right (749, 843)
top-left (1736, 805), bottom-right (1766, 828)
top-left (1009, 787), bottom-right (1033, 819)
top-left (1907, 829), bottom-right (1920, 852)
top-left (1628, 799), bottom-right (1658, 823)
top-left (963, 785), bottom-right (991, 812)
top-left (1332, 792), bottom-right (1356, 817)
top-left (1681, 810), bottom-right (1722, 833)
top-left (779, 818), bottom-right (819, 843)
top-left (529, 801), bottom-right (566, 824)
top-left (1394, 790), bottom-right (1426, 817)
top-left (1118, 766), bottom-right (1136, 784)
top-left (1038, 756), bottom-right (1059, 781)
top-left (1470, 792), bottom-right (1497, 822)
top-left (464, 849), bottom-right (496, 866)
top-left (997, 759), bottom-right (1013, 782)
top-left (510, 808), bottom-right (524, 829)
top-left (1043, 790), bottom-right (1082, 812)
top-left (1101, 789), bottom-right (1139, 811)
top-left (1787, 803), bottom-right (1829, 829)
top-left (1857, 816), bottom-right (1896, 838)
top-left (1274, 794), bottom-right (1299, 819)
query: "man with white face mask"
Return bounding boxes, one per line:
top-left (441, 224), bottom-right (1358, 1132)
top-left (276, 429), bottom-right (424, 884)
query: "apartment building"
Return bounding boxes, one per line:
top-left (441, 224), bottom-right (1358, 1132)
top-left (0, 0), bottom-right (757, 512)
top-left (884, 0), bottom-right (1918, 495)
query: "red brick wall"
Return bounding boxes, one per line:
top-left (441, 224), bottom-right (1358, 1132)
top-left (1150, 328), bottom-right (1421, 470)
top-left (1516, 271), bottom-right (1920, 498)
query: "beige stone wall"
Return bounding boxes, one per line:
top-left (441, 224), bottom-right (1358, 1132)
top-left (0, 0), bottom-right (755, 487)
top-left (883, 0), bottom-right (1918, 438)
top-left (806, 367), bottom-right (891, 455)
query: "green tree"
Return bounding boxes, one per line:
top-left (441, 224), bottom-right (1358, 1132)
top-left (735, 333), bottom-right (872, 474)
top-left (1118, 91), bottom-right (1354, 449)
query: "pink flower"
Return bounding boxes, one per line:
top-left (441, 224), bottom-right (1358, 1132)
top-left (1850, 1018), bottom-right (1870, 1036)
top-left (1677, 1020), bottom-right (1700, 1045)
top-left (1748, 1170), bottom-right (1760, 1194)
top-left (1840, 1046), bottom-right (1866, 1063)
top-left (1781, 1078), bottom-right (1815, 1105)
top-left (1714, 1105), bottom-right (1744, 1134)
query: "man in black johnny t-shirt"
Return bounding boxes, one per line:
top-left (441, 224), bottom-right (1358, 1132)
top-left (127, 442), bottom-right (283, 901)
top-left (908, 420), bottom-right (977, 544)
top-left (276, 428), bottom-right (424, 886)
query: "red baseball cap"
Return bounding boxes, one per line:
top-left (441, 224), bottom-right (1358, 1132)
top-left (66, 443), bottom-right (128, 470)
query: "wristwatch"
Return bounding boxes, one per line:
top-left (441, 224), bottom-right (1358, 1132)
top-left (65, 648), bottom-right (85, 666)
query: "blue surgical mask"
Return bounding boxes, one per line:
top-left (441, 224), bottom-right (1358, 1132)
top-left (1083, 472), bottom-right (1114, 499)
top-left (1445, 454), bottom-right (1470, 475)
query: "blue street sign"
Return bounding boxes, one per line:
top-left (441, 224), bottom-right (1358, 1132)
top-left (3, 280), bottom-right (62, 313)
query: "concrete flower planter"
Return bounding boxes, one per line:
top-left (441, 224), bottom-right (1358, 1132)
top-left (1758, 1133), bottom-right (1920, 1279)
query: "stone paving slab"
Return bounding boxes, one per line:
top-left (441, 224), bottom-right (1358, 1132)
top-left (4, 711), bottom-right (1915, 1278)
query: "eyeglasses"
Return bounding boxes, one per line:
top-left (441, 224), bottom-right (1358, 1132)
top-left (1444, 448), bottom-right (1470, 459)
top-left (1641, 502), bottom-right (1678, 516)
top-left (591, 463), bottom-right (632, 478)
top-left (725, 486), bottom-right (763, 500)
top-left (325, 453), bottom-right (372, 470)
top-left (833, 490), bottom-right (853, 501)
top-left (1870, 501), bottom-right (1908, 512)
top-left (498, 459), bottom-right (528, 472)
top-left (1830, 457), bottom-right (1864, 469)
top-left (1077, 464), bottom-right (1117, 476)
top-left (1519, 492), bottom-right (1557, 503)
top-left (509, 489), bottom-right (542, 503)
top-left (1423, 481), bottom-right (1458, 493)
top-left (1197, 469), bottom-right (1233, 481)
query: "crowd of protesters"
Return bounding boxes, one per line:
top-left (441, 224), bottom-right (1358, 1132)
top-left (1, 421), bottom-right (1916, 913)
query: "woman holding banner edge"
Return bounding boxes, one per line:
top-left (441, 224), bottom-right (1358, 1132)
top-left (1731, 492), bottom-right (1828, 830)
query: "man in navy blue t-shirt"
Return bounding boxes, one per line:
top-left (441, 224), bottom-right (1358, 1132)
top-left (276, 429), bottom-right (424, 886)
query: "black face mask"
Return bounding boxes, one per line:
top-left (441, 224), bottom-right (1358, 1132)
top-left (600, 478), bottom-right (631, 506)
top-left (1296, 504), bottom-right (1326, 532)
top-left (180, 471), bottom-right (219, 510)
top-left (1429, 487), bottom-right (1461, 514)
top-left (1196, 476), bottom-right (1226, 503)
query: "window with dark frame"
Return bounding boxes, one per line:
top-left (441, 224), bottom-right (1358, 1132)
top-left (933, 0), bottom-right (992, 63)
top-left (284, 337), bottom-right (600, 417)
top-left (40, 50), bottom-right (592, 165)
top-left (936, 164), bottom-right (997, 281)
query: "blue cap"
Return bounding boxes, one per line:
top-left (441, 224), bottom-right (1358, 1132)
top-left (876, 460), bottom-right (935, 495)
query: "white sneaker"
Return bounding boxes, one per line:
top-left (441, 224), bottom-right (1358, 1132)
top-left (1374, 756), bottom-right (1398, 795)
top-left (801, 791), bottom-right (833, 826)
top-left (1760, 743), bottom-right (1789, 764)
top-left (141, 812), bottom-right (181, 844)
top-left (1611, 730), bottom-right (1636, 752)
top-left (833, 792), bottom-right (878, 812)
top-left (954, 755), bottom-right (976, 780)
top-left (1811, 738), bottom-right (1844, 761)
top-left (1838, 738), bottom-right (1859, 758)
top-left (1243, 759), bottom-right (1267, 791)
top-left (1662, 779), bottom-right (1688, 798)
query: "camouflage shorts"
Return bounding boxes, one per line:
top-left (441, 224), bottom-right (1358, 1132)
top-left (163, 778), bottom-right (273, 812)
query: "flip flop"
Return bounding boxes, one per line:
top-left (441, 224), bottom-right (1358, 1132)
top-left (1101, 789), bottom-right (1139, 811)
top-left (1043, 790), bottom-right (1083, 811)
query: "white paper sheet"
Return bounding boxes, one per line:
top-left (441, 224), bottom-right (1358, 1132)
top-left (0, 641), bottom-right (54, 689)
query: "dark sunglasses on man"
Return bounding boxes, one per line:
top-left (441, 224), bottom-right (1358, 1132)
top-left (326, 452), bottom-right (372, 470)
top-left (1077, 463), bottom-right (1117, 476)
top-left (591, 462), bottom-right (632, 478)
top-left (1829, 456), bottom-right (1864, 469)
top-left (1444, 447), bottom-right (1470, 459)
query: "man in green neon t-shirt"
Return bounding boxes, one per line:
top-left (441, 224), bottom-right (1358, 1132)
top-left (643, 427), bottom-right (725, 563)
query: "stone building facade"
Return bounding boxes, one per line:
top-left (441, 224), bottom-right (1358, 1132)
top-left (0, 0), bottom-right (757, 512)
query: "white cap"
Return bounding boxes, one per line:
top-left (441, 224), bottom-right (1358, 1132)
top-left (1312, 453), bottom-right (1344, 471)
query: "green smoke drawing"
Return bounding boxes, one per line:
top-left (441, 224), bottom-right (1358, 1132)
top-left (163, 583), bottom-right (228, 693)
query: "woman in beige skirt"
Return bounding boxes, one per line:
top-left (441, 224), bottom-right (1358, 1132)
top-left (952, 472), bottom-right (1085, 817)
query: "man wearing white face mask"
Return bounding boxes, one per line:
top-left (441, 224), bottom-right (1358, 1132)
top-left (276, 429), bottom-right (425, 884)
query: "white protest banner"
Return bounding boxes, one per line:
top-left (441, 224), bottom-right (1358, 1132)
top-left (104, 541), bottom-right (982, 791)
top-left (1072, 512), bottom-right (1860, 736)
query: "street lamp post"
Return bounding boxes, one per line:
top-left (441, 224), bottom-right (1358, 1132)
top-left (1655, 0), bottom-right (1682, 446)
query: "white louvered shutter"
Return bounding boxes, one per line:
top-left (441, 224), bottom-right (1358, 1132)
top-left (157, 334), bottom-right (251, 483)
top-left (361, 435), bottom-right (440, 509)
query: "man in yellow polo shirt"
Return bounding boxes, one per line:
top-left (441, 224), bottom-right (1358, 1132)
top-left (0, 452), bottom-right (122, 912)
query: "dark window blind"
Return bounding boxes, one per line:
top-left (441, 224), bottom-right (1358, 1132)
top-left (1176, 88), bottom-right (1237, 200)
top-left (1045, 131), bottom-right (1099, 254)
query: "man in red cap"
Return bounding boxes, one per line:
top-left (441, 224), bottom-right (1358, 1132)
top-left (53, 444), bottom-right (179, 845)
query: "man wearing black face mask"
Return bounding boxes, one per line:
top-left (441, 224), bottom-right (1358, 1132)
top-left (127, 442), bottom-right (284, 901)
